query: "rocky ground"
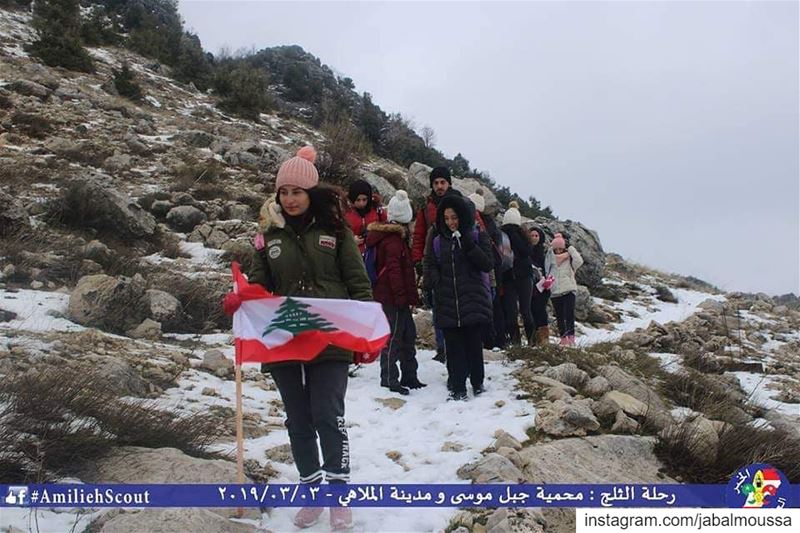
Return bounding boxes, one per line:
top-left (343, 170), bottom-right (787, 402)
top-left (1, 6), bottom-right (798, 533)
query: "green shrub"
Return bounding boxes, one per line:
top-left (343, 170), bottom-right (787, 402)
top-left (29, 0), bottom-right (94, 72)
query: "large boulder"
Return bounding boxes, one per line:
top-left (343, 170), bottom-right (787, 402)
top-left (67, 274), bottom-right (148, 333)
top-left (96, 509), bottom-right (256, 533)
top-left (61, 178), bottom-right (157, 239)
top-left (0, 189), bottom-right (31, 236)
top-left (531, 218), bottom-right (606, 289)
top-left (521, 435), bottom-right (674, 483)
top-left (79, 447), bottom-right (258, 520)
top-left (598, 365), bottom-right (673, 430)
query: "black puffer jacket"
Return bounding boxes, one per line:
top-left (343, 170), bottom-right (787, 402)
top-left (501, 223), bottom-right (534, 282)
top-left (423, 195), bottom-right (493, 328)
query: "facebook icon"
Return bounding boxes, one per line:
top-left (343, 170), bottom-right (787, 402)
top-left (4, 486), bottom-right (28, 506)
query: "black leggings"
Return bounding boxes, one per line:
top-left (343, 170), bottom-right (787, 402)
top-left (502, 276), bottom-right (534, 343)
top-left (551, 292), bottom-right (576, 337)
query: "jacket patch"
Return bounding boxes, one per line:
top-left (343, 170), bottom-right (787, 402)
top-left (268, 246), bottom-right (282, 259)
top-left (267, 239), bottom-right (282, 247)
top-left (319, 235), bottom-right (337, 249)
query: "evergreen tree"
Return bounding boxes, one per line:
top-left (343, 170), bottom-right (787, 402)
top-left (29, 0), bottom-right (94, 72)
top-left (112, 64), bottom-right (143, 101)
top-left (451, 153), bottom-right (471, 176)
top-left (263, 298), bottom-right (336, 337)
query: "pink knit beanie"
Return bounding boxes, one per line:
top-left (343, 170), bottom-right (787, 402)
top-left (275, 146), bottom-right (319, 190)
top-left (551, 235), bottom-right (566, 250)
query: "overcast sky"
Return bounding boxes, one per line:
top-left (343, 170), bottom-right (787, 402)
top-left (179, 1), bottom-right (799, 296)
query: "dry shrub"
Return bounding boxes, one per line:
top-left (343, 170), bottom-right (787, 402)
top-left (655, 420), bottom-right (800, 483)
top-left (10, 111), bottom-right (52, 139)
top-left (0, 367), bottom-right (223, 483)
top-left (171, 158), bottom-right (227, 193)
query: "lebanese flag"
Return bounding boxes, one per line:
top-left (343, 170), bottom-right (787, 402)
top-left (229, 262), bottom-right (390, 365)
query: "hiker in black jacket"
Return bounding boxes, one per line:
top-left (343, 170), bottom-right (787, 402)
top-left (423, 194), bottom-right (493, 401)
top-left (500, 201), bottom-right (536, 345)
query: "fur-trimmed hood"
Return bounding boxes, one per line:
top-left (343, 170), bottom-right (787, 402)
top-left (435, 193), bottom-right (475, 238)
top-left (365, 221), bottom-right (408, 248)
top-left (258, 196), bottom-right (285, 231)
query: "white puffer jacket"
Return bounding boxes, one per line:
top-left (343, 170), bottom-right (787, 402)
top-left (544, 245), bottom-right (584, 296)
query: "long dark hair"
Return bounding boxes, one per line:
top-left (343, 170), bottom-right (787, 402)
top-left (274, 184), bottom-right (348, 235)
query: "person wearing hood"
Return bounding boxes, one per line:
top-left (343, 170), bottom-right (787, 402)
top-left (344, 179), bottom-right (386, 254)
top-left (423, 194), bottom-right (493, 401)
top-left (246, 146), bottom-right (370, 531)
top-left (468, 191), bottom-right (508, 350)
top-left (412, 166), bottom-right (458, 364)
top-left (528, 226), bottom-right (551, 345)
top-left (365, 190), bottom-right (425, 396)
top-left (500, 201), bottom-right (537, 345)
top-left (545, 233), bottom-right (584, 346)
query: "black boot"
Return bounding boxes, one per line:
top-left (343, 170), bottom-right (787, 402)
top-left (401, 377), bottom-right (427, 389)
top-left (389, 384), bottom-right (410, 395)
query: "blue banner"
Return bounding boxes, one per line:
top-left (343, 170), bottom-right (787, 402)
top-left (2, 483), bottom-right (798, 509)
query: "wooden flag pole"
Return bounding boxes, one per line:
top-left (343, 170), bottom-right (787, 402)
top-left (235, 361), bottom-right (245, 518)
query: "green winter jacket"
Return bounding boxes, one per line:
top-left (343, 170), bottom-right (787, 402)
top-left (248, 200), bottom-right (373, 369)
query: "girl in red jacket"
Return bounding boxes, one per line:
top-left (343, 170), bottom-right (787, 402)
top-left (365, 190), bottom-right (425, 395)
top-left (344, 179), bottom-right (386, 254)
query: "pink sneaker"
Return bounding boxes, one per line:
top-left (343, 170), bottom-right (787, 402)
top-left (293, 506), bottom-right (324, 528)
top-left (567, 335), bottom-right (576, 346)
top-left (330, 507), bottom-right (353, 531)
top-left (559, 336), bottom-right (569, 346)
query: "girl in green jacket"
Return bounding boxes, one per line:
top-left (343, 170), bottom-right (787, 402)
top-left (248, 146), bottom-right (371, 531)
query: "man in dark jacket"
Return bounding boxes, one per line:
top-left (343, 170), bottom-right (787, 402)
top-left (412, 166), bottom-right (455, 364)
top-left (365, 190), bottom-right (425, 395)
top-left (423, 194), bottom-right (493, 400)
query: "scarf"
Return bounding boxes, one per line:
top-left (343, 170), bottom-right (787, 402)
top-left (555, 251), bottom-right (571, 266)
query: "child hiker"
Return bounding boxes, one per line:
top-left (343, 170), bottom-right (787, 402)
top-left (545, 233), bottom-right (584, 346)
top-left (365, 190), bottom-right (425, 395)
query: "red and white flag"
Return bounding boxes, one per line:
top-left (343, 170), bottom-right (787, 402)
top-left (229, 263), bottom-right (389, 365)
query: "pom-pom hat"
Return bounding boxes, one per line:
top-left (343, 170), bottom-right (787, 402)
top-left (276, 146), bottom-right (319, 190)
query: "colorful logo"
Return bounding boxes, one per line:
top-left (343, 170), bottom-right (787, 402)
top-left (726, 463), bottom-right (789, 508)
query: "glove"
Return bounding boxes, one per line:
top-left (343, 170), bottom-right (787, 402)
top-left (542, 276), bottom-right (555, 291)
top-left (222, 292), bottom-right (242, 316)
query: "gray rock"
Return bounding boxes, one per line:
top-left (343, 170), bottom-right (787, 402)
top-left (0, 309), bottom-right (18, 322)
top-left (97, 508), bottom-right (256, 533)
top-left (103, 153), bottom-right (132, 172)
top-left (202, 349), bottom-right (233, 376)
top-left (593, 391), bottom-right (649, 419)
top-left (150, 200), bottom-right (174, 217)
top-left (61, 178), bottom-right (157, 239)
top-left (166, 205), bottom-right (207, 233)
top-left (143, 289), bottom-right (182, 323)
top-left (493, 429), bottom-right (523, 451)
top-left (127, 318), bottom-right (162, 340)
top-left (536, 399), bottom-right (600, 437)
top-left (80, 355), bottom-right (149, 397)
top-left (81, 240), bottom-right (114, 265)
top-left (583, 376), bottom-right (611, 397)
top-left (222, 202), bottom-right (253, 221)
top-left (174, 130), bottom-right (216, 148)
top-left (172, 192), bottom-right (197, 206)
top-left (0, 189), bottom-right (31, 235)
top-left (611, 410), bottom-right (640, 434)
top-left (412, 310), bottom-right (436, 349)
top-left (530, 376), bottom-right (578, 395)
top-left (544, 363), bottom-right (588, 388)
top-left (68, 274), bottom-right (147, 333)
top-left (10, 79), bottom-right (50, 99)
top-left (359, 170), bottom-right (397, 202)
top-left (457, 453), bottom-right (524, 483)
top-left (598, 365), bottom-right (672, 429)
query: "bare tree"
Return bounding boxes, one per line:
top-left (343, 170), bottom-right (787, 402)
top-left (420, 125), bottom-right (436, 148)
